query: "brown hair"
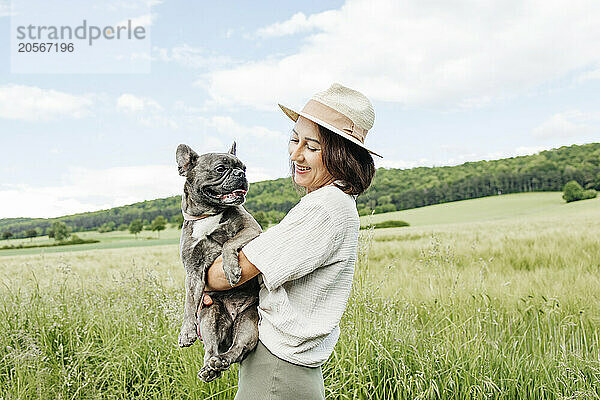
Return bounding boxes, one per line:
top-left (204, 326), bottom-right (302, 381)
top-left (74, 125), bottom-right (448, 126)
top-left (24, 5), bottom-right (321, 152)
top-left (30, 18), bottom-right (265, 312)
top-left (289, 125), bottom-right (376, 196)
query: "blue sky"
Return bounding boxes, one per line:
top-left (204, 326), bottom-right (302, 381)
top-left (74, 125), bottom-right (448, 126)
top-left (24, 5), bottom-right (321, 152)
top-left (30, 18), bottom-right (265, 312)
top-left (1, 0), bottom-right (599, 218)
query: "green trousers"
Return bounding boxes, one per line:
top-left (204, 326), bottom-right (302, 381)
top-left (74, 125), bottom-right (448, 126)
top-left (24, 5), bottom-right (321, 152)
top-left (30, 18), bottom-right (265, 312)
top-left (234, 340), bottom-right (326, 400)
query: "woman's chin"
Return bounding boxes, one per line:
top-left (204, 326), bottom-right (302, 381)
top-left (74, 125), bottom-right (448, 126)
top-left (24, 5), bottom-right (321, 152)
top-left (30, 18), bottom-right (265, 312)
top-left (294, 178), bottom-right (311, 189)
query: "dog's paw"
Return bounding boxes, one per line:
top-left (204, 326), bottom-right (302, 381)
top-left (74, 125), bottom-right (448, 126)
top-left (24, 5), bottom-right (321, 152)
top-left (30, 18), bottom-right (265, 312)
top-left (198, 365), bottom-right (223, 382)
top-left (223, 251), bottom-right (241, 286)
top-left (224, 264), bottom-right (242, 286)
top-left (208, 355), bottom-right (231, 371)
top-left (178, 323), bottom-right (197, 347)
top-left (198, 355), bottom-right (231, 382)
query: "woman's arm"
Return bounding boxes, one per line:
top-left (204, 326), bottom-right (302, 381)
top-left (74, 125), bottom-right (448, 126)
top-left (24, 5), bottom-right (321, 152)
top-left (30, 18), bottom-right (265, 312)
top-left (205, 250), bottom-right (261, 291)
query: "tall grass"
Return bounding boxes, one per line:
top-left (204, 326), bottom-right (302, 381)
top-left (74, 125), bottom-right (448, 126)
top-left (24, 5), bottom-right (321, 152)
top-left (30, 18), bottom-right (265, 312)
top-left (1, 205), bottom-right (599, 399)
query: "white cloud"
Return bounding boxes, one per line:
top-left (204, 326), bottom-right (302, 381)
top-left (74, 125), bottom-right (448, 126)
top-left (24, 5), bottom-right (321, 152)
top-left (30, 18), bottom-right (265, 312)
top-left (376, 159), bottom-right (423, 169)
top-left (0, 165), bottom-right (180, 219)
top-left (139, 114), bottom-right (179, 129)
top-left (376, 145), bottom-right (555, 170)
top-left (182, 137), bottom-right (227, 154)
top-left (255, 11), bottom-right (338, 38)
top-left (117, 13), bottom-right (155, 27)
top-left (100, 0), bottom-right (161, 12)
top-left (0, 0), bottom-right (14, 17)
top-left (141, 113), bottom-right (283, 139)
top-left (130, 13), bottom-right (154, 26)
top-left (576, 67), bottom-right (600, 83)
top-left (203, 0), bottom-right (600, 110)
top-left (514, 145), bottom-right (548, 156)
top-left (144, 0), bottom-right (162, 7)
top-left (115, 51), bottom-right (152, 62)
top-left (173, 100), bottom-right (207, 114)
top-left (207, 116), bottom-right (282, 139)
top-left (153, 44), bottom-right (234, 69)
top-left (0, 163), bottom-right (282, 219)
top-left (532, 110), bottom-right (597, 138)
top-left (246, 167), bottom-right (280, 183)
top-left (116, 93), bottom-right (283, 139)
top-left (0, 85), bottom-right (94, 121)
top-left (117, 93), bottom-right (163, 113)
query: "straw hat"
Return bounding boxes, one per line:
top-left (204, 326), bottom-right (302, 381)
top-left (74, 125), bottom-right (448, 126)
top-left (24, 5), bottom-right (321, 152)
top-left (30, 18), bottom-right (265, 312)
top-left (278, 83), bottom-right (383, 158)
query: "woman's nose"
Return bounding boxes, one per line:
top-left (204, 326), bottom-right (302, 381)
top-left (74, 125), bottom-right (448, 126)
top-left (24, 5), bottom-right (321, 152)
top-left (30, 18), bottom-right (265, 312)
top-left (290, 145), bottom-right (304, 162)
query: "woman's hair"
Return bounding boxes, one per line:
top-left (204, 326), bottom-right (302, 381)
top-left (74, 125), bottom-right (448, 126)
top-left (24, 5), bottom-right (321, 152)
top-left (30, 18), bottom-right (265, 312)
top-left (289, 125), bottom-right (376, 196)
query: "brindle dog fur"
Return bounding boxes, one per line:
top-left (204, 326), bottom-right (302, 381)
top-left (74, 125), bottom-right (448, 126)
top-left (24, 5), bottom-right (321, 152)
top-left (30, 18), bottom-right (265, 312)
top-left (176, 142), bottom-right (261, 382)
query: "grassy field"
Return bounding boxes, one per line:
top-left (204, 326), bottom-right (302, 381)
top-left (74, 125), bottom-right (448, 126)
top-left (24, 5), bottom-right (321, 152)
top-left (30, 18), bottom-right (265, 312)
top-left (0, 192), bottom-right (584, 257)
top-left (361, 191), bottom-right (599, 227)
top-left (0, 228), bottom-right (182, 257)
top-left (1, 193), bottom-right (599, 399)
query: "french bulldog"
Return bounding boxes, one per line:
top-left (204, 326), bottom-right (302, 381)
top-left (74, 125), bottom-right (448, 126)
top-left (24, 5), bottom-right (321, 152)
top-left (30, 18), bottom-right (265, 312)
top-left (176, 142), bottom-right (262, 382)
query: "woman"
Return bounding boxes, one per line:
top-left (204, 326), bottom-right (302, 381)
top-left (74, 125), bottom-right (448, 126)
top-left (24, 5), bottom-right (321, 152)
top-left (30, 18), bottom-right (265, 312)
top-left (204, 83), bottom-right (382, 399)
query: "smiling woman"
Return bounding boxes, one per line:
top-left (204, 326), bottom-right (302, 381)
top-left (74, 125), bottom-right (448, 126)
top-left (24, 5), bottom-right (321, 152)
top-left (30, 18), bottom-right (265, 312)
top-left (289, 122), bottom-right (377, 196)
top-left (204, 83), bottom-right (381, 400)
top-left (288, 116), bottom-right (335, 193)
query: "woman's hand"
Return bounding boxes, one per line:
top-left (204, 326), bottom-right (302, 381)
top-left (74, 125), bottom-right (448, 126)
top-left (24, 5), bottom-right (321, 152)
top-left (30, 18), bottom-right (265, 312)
top-left (204, 250), bottom-right (261, 291)
top-left (196, 294), bottom-right (214, 340)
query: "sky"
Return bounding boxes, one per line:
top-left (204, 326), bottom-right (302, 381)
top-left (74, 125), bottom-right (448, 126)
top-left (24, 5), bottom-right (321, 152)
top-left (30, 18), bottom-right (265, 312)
top-left (1, 0), bottom-right (599, 218)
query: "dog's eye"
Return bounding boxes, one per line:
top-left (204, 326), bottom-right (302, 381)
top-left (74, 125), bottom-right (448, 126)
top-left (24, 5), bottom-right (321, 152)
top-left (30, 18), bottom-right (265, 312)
top-left (215, 165), bottom-right (226, 173)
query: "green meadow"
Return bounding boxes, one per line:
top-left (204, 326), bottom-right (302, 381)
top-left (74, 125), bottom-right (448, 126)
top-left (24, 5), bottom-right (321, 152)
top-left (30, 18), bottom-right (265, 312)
top-left (1, 192), bottom-right (599, 399)
top-left (0, 228), bottom-right (182, 257)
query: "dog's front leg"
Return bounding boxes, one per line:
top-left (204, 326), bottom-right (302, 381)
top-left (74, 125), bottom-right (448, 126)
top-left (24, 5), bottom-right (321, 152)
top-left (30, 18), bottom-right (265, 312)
top-left (178, 272), bottom-right (204, 347)
top-left (222, 244), bottom-right (241, 287)
top-left (222, 228), bottom-right (260, 286)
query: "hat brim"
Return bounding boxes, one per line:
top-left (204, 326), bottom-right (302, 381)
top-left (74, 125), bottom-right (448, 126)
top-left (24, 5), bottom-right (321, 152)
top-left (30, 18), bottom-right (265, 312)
top-left (278, 103), bottom-right (382, 158)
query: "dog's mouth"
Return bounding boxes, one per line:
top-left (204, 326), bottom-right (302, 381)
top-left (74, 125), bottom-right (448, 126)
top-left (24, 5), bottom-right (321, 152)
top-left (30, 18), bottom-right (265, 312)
top-left (203, 187), bottom-right (247, 204)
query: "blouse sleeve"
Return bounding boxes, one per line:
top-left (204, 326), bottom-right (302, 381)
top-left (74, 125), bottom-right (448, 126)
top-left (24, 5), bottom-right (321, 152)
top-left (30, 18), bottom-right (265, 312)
top-left (241, 201), bottom-right (343, 291)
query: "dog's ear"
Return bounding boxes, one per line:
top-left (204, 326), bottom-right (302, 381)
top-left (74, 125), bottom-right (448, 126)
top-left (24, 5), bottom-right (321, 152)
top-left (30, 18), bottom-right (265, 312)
top-left (176, 144), bottom-right (199, 177)
top-left (228, 141), bottom-right (236, 156)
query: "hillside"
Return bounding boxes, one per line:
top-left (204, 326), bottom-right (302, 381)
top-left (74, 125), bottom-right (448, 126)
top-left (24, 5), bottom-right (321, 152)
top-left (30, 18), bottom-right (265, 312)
top-left (2, 192), bottom-right (598, 257)
top-left (1, 142), bottom-right (599, 238)
top-left (361, 191), bottom-right (599, 228)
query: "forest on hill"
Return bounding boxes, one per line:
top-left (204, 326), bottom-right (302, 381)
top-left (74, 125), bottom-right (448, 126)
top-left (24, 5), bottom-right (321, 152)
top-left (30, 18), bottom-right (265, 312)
top-left (2, 142), bottom-right (599, 239)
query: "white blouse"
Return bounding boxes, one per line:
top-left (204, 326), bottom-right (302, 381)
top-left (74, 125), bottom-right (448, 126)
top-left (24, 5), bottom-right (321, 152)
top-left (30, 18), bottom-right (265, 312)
top-left (242, 183), bottom-right (359, 367)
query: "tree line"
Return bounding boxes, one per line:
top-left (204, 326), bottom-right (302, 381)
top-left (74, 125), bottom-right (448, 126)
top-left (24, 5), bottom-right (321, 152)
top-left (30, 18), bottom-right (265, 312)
top-left (2, 142), bottom-right (599, 239)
